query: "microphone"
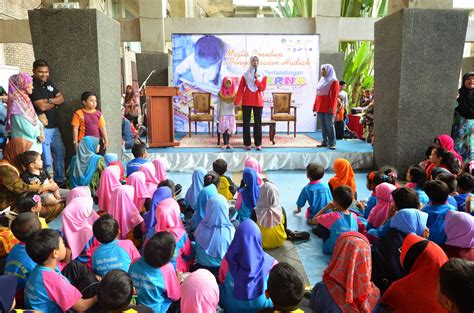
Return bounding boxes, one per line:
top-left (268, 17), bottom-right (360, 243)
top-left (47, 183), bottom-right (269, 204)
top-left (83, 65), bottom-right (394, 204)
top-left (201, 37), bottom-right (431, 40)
top-left (254, 67), bottom-right (257, 75)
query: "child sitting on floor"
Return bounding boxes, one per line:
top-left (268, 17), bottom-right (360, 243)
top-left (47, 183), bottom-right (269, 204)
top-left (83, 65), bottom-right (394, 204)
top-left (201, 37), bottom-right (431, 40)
top-left (15, 192), bottom-right (48, 228)
top-left (455, 173), bottom-right (474, 212)
top-left (19, 151), bottom-right (64, 206)
top-left (97, 269), bottom-right (153, 313)
top-left (128, 231), bottom-right (181, 312)
top-left (438, 258), bottom-right (474, 313)
top-left (24, 229), bottom-right (98, 312)
top-left (423, 180), bottom-right (456, 245)
top-left (260, 262), bottom-right (305, 313)
top-left (92, 214), bottom-right (140, 277)
top-left (436, 173), bottom-right (460, 208)
top-left (311, 186), bottom-right (360, 254)
top-left (295, 163), bottom-right (332, 222)
top-left (213, 158), bottom-right (237, 201)
top-left (405, 164), bottom-right (430, 206)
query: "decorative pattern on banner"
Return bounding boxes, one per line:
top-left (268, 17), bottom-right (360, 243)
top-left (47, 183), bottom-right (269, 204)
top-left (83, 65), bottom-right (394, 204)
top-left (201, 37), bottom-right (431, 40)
top-left (171, 34), bottom-right (320, 132)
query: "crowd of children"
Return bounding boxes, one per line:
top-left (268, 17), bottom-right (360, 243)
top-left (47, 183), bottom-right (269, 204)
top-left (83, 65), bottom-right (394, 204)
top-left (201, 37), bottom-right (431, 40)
top-left (0, 131), bottom-right (473, 313)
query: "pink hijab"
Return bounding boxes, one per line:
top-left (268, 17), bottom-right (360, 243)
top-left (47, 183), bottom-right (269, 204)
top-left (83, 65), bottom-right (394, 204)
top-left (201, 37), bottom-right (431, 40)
top-left (368, 182), bottom-right (396, 228)
top-left (245, 157), bottom-right (264, 185)
top-left (96, 165), bottom-right (122, 213)
top-left (66, 186), bottom-right (91, 205)
top-left (181, 269), bottom-right (219, 313)
top-left (61, 196), bottom-right (99, 260)
top-left (110, 185), bottom-right (144, 239)
top-left (140, 162), bottom-right (159, 195)
top-left (436, 134), bottom-right (463, 163)
top-left (155, 198), bottom-right (186, 241)
top-left (126, 171), bottom-right (151, 211)
top-left (153, 158), bottom-right (168, 182)
top-left (6, 73), bottom-right (37, 129)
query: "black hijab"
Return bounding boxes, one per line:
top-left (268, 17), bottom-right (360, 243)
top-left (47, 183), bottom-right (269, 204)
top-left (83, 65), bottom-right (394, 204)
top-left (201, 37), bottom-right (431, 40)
top-left (455, 72), bottom-right (474, 119)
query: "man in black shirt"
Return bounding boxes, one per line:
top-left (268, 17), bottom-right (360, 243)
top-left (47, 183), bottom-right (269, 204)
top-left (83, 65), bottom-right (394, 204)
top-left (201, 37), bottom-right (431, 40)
top-left (29, 59), bottom-right (67, 185)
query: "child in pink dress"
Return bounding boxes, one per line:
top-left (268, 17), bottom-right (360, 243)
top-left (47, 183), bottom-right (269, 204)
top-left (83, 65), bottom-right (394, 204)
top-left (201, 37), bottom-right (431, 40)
top-left (217, 77), bottom-right (237, 149)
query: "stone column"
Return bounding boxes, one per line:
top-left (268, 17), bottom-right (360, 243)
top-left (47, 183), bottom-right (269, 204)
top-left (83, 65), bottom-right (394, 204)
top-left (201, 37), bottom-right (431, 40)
top-left (374, 8), bottom-right (468, 175)
top-left (28, 9), bottom-right (122, 162)
top-left (139, 0), bottom-right (166, 53)
top-left (462, 57), bottom-right (474, 75)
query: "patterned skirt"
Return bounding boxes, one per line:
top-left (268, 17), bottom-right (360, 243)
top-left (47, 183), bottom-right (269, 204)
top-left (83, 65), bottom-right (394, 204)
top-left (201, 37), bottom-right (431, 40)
top-left (451, 111), bottom-right (474, 161)
top-left (218, 115), bottom-right (236, 135)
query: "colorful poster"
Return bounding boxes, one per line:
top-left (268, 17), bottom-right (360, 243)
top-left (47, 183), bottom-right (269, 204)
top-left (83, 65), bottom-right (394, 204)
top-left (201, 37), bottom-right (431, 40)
top-left (171, 34), bottom-right (320, 132)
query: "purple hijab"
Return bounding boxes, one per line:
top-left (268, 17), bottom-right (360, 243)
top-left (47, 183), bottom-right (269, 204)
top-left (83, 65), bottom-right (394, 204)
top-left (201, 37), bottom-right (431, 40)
top-left (225, 219), bottom-right (275, 300)
top-left (240, 167), bottom-right (261, 209)
top-left (143, 186), bottom-right (173, 231)
top-left (445, 211), bottom-right (474, 248)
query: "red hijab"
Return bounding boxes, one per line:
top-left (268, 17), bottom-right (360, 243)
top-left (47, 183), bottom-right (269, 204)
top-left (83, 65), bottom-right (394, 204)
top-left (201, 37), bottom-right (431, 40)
top-left (323, 232), bottom-right (380, 313)
top-left (436, 134), bottom-right (462, 163)
top-left (381, 233), bottom-right (448, 313)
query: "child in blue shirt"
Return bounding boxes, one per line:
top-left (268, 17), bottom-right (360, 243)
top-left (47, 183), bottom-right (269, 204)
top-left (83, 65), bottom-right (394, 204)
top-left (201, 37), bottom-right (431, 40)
top-left (24, 229), bottom-right (98, 313)
top-left (92, 214), bottom-right (140, 277)
top-left (423, 180), bottom-right (456, 245)
top-left (405, 165), bottom-right (430, 207)
top-left (126, 142), bottom-right (150, 176)
top-left (436, 172), bottom-right (460, 209)
top-left (4, 212), bottom-right (41, 294)
top-left (454, 173), bottom-right (474, 212)
top-left (294, 163), bottom-right (332, 221)
top-left (129, 231), bottom-right (181, 312)
top-left (312, 186), bottom-right (360, 254)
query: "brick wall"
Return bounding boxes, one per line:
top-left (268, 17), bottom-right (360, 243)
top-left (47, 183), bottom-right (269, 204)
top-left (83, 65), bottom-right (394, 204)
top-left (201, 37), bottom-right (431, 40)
top-left (1, 0), bottom-right (42, 73)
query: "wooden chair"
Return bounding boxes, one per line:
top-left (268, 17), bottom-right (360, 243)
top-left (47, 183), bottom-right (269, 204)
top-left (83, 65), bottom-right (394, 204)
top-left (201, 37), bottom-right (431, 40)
top-left (189, 92), bottom-right (214, 137)
top-left (271, 92), bottom-right (297, 137)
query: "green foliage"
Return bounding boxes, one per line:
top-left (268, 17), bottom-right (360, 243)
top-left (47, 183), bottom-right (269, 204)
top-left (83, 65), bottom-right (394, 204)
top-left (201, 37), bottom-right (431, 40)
top-left (273, 0), bottom-right (313, 17)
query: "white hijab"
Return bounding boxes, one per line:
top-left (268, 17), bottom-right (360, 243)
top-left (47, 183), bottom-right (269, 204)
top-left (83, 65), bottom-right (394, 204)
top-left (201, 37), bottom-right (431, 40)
top-left (243, 56), bottom-right (259, 92)
top-left (254, 182), bottom-right (283, 228)
top-left (316, 64), bottom-right (338, 96)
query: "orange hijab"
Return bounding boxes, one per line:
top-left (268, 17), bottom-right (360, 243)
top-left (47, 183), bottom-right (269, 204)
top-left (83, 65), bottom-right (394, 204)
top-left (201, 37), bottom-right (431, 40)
top-left (381, 233), bottom-right (448, 313)
top-left (329, 159), bottom-right (356, 193)
top-left (1, 138), bottom-right (33, 172)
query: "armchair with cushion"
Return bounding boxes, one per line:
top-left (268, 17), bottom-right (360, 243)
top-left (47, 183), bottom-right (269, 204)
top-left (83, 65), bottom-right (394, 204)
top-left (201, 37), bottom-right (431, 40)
top-left (188, 92), bottom-right (214, 137)
top-left (271, 92), bottom-right (297, 137)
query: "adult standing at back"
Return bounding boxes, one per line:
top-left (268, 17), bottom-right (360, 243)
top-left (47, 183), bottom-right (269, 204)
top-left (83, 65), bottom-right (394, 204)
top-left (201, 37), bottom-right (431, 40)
top-left (29, 59), bottom-right (67, 186)
top-left (314, 64), bottom-right (339, 150)
top-left (235, 56), bottom-right (267, 151)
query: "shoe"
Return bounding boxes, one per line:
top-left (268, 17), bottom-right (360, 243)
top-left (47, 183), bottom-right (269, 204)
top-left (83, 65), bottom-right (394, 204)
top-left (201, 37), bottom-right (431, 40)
top-left (329, 146), bottom-right (336, 150)
top-left (286, 230), bottom-right (310, 241)
top-left (244, 146), bottom-right (251, 151)
top-left (226, 145), bottom-right (233, 149)
top-left (256, 146), bottom-right (262, 151)
top-left (317, 143), bottom-right (327, 148)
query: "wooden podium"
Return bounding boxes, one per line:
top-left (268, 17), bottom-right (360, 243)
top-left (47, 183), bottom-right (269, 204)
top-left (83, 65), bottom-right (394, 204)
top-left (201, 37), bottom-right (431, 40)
top-left (145, 86), bottom-right (180, 147)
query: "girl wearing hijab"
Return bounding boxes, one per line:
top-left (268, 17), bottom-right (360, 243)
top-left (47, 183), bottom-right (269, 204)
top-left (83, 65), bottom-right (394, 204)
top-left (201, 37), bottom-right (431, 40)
top-left (314, 64), bottom-right (339, 150)
top-left (251, 182), bottom-right (287, 249)
top-left (236, 167), bottom-right (261, 222)
top-left (217, 77), bottom-right (237, 149)
top-left (234, 56), bottom-right (267, 151)
top-left (219, 220), bottom-right (275, 313)
top-left (452, 72), bottom-right (474, 160)
top-left (310, 231), bottom-right (380, 313)
top-left (152, 158), bottom-right (167, 182)
top-left (62, 196), bottom-right (99, 268)
top-left (185, 167), bottom-right (207, 210)
top-left (66, 186), bottom-right (91, 205)
top-left (0, 139), bottom-right (61, 222)
top-left (441, 211), bottom-right (474, 260)
top-left (139, 162), bottom-right (160, 196)
top-left (244, 156), bottom-right (264, 185)
top-left (110, 185), bottom-right (144, 246)
top-left (142, 186), bottom-right (173, 232)
top-left (381, 233), bottom-right (449, 313)
top-left (435, 134), bottom-right (463, 163)
top-left (194, 195), bottom-right (234, 274)
top-left (367, 182), bottom-right (397, 229)
top-left (148, 197), bottom-right (193, 272)
top-left (69, 136), bottom-right (105, 194)
top-left (329, 158), bottom-right (357, 195)
top-left (96, 165), bottom-right (122, 213)
top-left (191, 172), bottom-right (219, 229)
top-left (372, 209), bottom-right (429, 294)
top-left (6, 73), bottom-right (44, 153)
top-left (126, 171), bottom-right (151, 213)
top-left (181, 269), bottom-right (219, 313)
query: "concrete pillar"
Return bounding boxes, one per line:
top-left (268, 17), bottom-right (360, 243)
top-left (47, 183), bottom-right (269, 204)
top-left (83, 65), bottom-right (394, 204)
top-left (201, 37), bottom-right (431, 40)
top-left (170, 0), bottom-right (186, 17)
top-left (28, 9), bottom-right (122, 161)
top-left (136, 52), bottom-right (169, 87)
top-left (388, 0), bottom-right (453, 14)
top-left (462, 57), bottom-right (474, 75)
top-left (374, 8), bottom-right (468, 175)
top-left (139, 0), bottom-right (166, 53)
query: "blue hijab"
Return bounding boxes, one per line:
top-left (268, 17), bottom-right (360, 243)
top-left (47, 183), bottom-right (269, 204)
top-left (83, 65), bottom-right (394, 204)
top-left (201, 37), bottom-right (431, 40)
top-left (240, 167), bottom-right (260, 209)
top-left (192, 184), bottom-right (218, 228)
top-left (70, 136), bottom-right (102, 187)
top-left (185, 167), bottom-right (207, 209)
top-left (390, 209), bottom-right (428, 237)
top-left (225, 220), bottom-right (275, 300)
top-left (194, 194), bottom-right (234, 259)
top-left (143, 186), bottom-right (173, 231)
top-left (104, 153), bottom-right (118, 166)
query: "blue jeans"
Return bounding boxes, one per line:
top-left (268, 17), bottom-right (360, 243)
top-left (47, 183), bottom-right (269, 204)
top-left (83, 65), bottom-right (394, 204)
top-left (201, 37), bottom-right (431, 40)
top-left (317, 113), bottom-right (336, 147)
top-left (43, 127), bottom-right (66, 183)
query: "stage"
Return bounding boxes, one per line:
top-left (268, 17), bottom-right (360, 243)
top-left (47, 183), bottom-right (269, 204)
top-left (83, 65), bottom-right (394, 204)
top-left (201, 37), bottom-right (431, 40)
top-left (123, 131), bottom-right (374, 172)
